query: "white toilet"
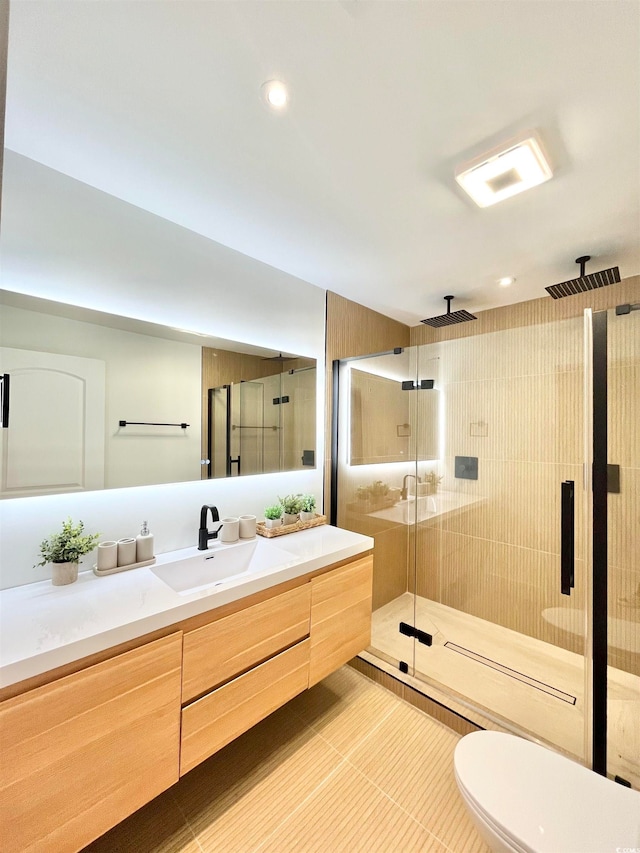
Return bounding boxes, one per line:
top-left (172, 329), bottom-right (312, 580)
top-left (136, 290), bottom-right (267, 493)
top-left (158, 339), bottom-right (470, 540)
top-left (454, 730), bottom-right (640, 853)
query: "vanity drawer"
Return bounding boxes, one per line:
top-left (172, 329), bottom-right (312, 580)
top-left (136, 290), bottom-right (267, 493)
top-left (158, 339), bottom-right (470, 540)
top-left (182, 583), bottom-right (311, 703)
top-left (180, 637), bottom-right (310, 775)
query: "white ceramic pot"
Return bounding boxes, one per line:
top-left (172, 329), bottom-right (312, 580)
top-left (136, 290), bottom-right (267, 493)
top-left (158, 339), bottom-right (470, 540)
top-left (51, 561), bottom-right (79, 586)
top-left (300, 511), bottom-right (316, 522)
top-left (283, 512), bottom-right (299, 526)
top-left (265, 517), bottom-right (282, 530)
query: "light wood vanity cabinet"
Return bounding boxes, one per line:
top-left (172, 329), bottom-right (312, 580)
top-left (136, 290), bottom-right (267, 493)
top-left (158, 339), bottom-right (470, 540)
top-left (0, 633), bottom-right (182, 853)
top-left (0, 551), bottom-right (373, 852)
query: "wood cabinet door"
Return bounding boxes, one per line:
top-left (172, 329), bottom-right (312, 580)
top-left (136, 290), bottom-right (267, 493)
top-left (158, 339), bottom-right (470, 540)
top-left (0, 633), bottom-right (182, 853)
top-left (308, 556), bottom-right (373, 687)
top-left (182, 584), bottom-right (311, 703)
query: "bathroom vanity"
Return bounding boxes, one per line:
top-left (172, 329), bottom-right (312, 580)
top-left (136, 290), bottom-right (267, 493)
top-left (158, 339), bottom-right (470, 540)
top-left (0, 525), bottom-right (373, 853)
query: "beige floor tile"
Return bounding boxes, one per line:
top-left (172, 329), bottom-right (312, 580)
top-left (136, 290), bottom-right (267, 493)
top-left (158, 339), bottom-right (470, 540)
top-left (82, 788), bottom-right (201, 853)
top-left (348, 702), bottom-right (490, 853)
top-left (256, 762), bottom-right (449, 853)
top-left (287, 665), bottom-right (402, 755)
top-left (174, 703), bottom-right (344, 852)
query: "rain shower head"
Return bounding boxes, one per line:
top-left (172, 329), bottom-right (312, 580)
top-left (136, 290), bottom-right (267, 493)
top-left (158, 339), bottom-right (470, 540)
top-left (261, 352), bottom-right (294, 362)
top-left (421, 295), bottom-right (477, 328)
top-left (545, 256), bottom-right (620, 299)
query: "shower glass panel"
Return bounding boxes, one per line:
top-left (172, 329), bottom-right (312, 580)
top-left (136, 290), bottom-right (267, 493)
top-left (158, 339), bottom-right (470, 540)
top-left (409, 319), bottom-right (589, 764)
top-left (335, 348), bottom-right (420, 675)
top-left (210, 385), bottom-right (230, 478)
top-left (281, 367), bottom-right (317, 472)
top-left (336, 316), bottom-right (592, 767)
top-left (237, 380), bottom-right (267, 476)
top-left (606, 305), bottom-right (639, 788)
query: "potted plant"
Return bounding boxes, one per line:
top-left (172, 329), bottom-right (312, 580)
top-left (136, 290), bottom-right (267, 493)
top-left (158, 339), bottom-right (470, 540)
top-left (369, 480), bottom-right (390, 510)
top-left (279, 493), bottom-right (302, 525)
top-left (299, 494), bottom-right (317, 522)
top-left (423, 471), bottom-right (444, 495)
top-left (35, 518), bottom-right (101, 586)
top-left (264, 504), bottom-right (283, 530)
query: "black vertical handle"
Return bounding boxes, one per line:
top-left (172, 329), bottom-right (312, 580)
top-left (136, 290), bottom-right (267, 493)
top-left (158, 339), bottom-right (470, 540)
top-left (0, 374), bottom-right (9, 428)
top-left (230, 456), bottom-right (241, 476)
top-left (561, 480), bottom-right (575, 596)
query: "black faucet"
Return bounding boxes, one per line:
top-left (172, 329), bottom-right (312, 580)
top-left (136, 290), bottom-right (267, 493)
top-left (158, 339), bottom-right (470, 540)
top-left (401, 474), bottom-right (417, 500)
top-left (198, 505), bottom-right (222, 550)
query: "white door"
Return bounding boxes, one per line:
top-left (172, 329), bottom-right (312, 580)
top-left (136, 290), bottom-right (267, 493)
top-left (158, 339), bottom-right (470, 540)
top-left (0, 348), bottom-right (106, 497)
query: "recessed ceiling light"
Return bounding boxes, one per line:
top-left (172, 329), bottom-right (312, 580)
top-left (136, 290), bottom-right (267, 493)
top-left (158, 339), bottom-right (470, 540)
top-left (455, 134), bottom-right (552, 208)
top-left (497, 276), bottom-right (516, 287)
top-left (261, 80), bottom-right (289, 110)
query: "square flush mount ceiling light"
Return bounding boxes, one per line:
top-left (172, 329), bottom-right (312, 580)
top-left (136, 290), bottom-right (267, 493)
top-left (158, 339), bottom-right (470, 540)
top-left (455, 135), bottom-right (553, 207)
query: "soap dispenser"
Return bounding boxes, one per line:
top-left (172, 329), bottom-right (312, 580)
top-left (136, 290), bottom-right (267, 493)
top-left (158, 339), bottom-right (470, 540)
top-left (136, 521), bottom-right (154, 562)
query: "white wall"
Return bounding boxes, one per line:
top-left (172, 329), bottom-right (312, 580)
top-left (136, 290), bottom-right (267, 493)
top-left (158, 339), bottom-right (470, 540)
top-left (0, 154), bottom-right (326, 588)
top-left (1, 304), bottom-right (203, 489)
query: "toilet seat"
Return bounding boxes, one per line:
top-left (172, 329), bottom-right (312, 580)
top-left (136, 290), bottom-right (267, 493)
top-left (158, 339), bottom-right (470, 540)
top-left (454, 730), bottom-right (640, 853)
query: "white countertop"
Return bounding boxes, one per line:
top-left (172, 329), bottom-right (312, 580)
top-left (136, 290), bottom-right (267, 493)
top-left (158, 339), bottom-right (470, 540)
top-left (0, 525), bottom-right (373, 688)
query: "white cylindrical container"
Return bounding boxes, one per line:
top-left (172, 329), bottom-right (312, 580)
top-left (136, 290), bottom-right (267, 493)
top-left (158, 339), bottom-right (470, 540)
top-left (220, 517), bottom-right (239, 543)
top-left (239, 515), bottom-right (257, 539)
top-left (117, 538), bottom-right (137, 567)
top-left (136, 521), bottom-right (155, 562)
top-left (97, 541), bottom-right (118, 571)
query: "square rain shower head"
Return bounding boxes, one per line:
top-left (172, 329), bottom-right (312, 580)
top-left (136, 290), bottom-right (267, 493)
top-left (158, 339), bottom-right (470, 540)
top-left (545, 257), bottom-right (621, 299)
top-left (421, 309), bottom-right (478, 327)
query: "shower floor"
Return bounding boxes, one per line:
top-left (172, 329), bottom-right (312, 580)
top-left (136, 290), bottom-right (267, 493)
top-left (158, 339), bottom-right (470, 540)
top-left (370, 593), bottom-right (639, 788)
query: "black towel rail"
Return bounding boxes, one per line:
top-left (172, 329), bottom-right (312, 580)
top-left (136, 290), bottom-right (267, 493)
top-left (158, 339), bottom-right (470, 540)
top-left (119, 420), bottom-right (189, 429)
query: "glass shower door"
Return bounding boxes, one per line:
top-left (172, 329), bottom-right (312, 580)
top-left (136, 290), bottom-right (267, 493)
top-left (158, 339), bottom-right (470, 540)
top-left (410, 317), bottom-right (590, 764)
top-left (606, 304), bottom-right (639, 787)
top-left (237, 380), bottom-right (266, 476)
top-left (335, 347), bottom-right (421, 677)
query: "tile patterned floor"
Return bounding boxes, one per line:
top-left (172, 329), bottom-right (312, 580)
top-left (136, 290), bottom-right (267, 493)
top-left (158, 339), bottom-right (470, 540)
top-left (83, 666), bottom-right (489, 853)
top-left (371, 593), bottom-right (640, 788)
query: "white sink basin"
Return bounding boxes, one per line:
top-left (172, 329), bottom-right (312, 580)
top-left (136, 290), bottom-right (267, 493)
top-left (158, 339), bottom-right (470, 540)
top-left (150, 538), bottom-right (297, 594)
top-left (368, 491), bottom-right (484, 525)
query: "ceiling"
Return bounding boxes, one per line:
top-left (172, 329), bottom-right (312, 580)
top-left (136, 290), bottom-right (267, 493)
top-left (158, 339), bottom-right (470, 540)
top-left (3, 0), bottom-right (640, 326)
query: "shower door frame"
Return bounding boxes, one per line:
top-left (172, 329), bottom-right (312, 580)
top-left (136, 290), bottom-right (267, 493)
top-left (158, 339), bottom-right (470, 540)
top-left (591, 309), bottom-right (608, 775)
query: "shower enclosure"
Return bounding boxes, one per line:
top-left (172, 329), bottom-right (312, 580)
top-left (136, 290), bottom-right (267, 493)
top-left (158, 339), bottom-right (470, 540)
top-left (208, 366), bottom-right (316, 478)
top-left (333, 306), bottom-right (638, 787)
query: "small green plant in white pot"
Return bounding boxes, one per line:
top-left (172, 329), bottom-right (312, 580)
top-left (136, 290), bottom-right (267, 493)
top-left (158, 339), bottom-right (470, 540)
top-left (35, 518), bottom-right (100, 586)
top-left (279, 493), bottom-right (303, 525)
top-left (299, 494), bottom-right (317, 522)
top-left (264, 504), bottom-right (283, 530)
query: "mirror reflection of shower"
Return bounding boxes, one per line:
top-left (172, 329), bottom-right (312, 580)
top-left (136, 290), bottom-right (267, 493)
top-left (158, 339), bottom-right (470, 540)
top-left (207, 366), bottom-right (316, 478)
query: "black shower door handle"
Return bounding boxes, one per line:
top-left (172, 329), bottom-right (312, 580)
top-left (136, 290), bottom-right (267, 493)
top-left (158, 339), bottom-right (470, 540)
top-left (561, 480), bottom-right (575, 596)
top-left (0, 374), bottom-right (9, 428)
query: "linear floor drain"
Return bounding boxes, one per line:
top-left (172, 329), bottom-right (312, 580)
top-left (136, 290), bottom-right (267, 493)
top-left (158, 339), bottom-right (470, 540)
top-left (444, 642), bottom-right (577, 705)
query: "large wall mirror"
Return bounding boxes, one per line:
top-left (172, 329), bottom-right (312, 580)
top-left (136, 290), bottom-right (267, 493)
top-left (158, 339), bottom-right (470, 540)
top-left (0, 290), bottom-right (316, 499)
